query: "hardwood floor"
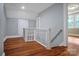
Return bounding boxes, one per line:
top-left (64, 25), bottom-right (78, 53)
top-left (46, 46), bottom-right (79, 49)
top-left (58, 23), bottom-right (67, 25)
top-left (68, 37), bottom-right (79, 56)
top-left (4, 37), bottom-right (67, 56)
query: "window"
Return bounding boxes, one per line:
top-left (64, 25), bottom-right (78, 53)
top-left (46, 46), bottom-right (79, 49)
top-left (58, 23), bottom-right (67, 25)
top-left (75, 15), bottom-right (79, 28)
top-left (68, 15), bottom-right (74, 28)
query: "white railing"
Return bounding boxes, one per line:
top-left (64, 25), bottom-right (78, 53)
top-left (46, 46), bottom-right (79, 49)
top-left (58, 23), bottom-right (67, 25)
top-left (23, 28), bottom-right (62, 49)
top-left (23, 28), bottom-right (50, 49)
top-left (23, 28), bottom-right (35, 41)
top-left (35, 29), bottom-right (51, 49)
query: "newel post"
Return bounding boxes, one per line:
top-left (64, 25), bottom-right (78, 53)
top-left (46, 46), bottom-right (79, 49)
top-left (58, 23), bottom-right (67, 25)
top-left (47, 28), bottom-right (51, 49)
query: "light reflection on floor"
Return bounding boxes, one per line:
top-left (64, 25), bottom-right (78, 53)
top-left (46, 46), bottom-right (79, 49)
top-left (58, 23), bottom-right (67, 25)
top-left (68, 36), bottom-right (79, 56)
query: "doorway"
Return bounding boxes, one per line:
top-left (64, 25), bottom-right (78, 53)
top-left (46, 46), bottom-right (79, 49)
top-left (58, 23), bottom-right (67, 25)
top-left (68, 3), bottom-right (79, 56)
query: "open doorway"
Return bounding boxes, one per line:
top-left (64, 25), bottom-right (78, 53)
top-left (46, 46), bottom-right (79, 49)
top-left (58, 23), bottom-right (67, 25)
top-left (68, 3), bottom-right (79, 56)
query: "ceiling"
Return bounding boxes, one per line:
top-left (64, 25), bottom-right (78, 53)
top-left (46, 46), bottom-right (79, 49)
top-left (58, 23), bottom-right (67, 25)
top-left (5, 3), bottom-right (53, 19)
top-left (68, 3), bottom-right (79, 14)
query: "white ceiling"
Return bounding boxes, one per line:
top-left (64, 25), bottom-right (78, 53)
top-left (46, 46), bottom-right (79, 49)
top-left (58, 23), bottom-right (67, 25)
top-left (5, 3), bottom-right (53, 19)
top-left (68, 3), bottom-right (79, 14)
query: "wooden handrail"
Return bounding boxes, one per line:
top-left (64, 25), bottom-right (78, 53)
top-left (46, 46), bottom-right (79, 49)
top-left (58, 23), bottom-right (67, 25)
top-left (50, 29), bottom-right (62, 43)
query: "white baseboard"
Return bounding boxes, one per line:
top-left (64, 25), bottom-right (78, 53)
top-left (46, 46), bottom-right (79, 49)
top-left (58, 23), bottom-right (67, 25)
top-left (59, 42), bottom-right (67, 47)
top-left (35, 39), bottom-right (51, 50)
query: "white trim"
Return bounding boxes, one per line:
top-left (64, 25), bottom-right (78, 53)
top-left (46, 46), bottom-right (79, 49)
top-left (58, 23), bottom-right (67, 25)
top-left (59, 42), bottom-right (67, 46)
top-left (63, 4), bottom-right (68, 46)
top-left (35, 39), bottom-right (51, 50)
top-left (4, 35), bottom-right (23, 42)
top-left (68, 10), bottom-right (79, 15)
top-left (69, 34), bottom-right (79, 37)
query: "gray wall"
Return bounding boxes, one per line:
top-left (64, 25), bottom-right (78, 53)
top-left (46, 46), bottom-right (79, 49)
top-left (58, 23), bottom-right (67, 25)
top-left (18, 19), bottom-right (28, 36)
top-left (37, 4), bottom-right (66, 47)
top-left (28, 20), bottom-right (36, 29)
top-left (6, 18), bottom-right (18, 36)
top-left (0, 3), bottom-right (6, 55)
top-left (6, 19), bottom-right (36, 36)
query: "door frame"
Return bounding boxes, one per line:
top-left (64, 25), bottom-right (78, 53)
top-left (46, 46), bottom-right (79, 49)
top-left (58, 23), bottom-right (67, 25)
top-left (63, 3), bottom-right (68, 46)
